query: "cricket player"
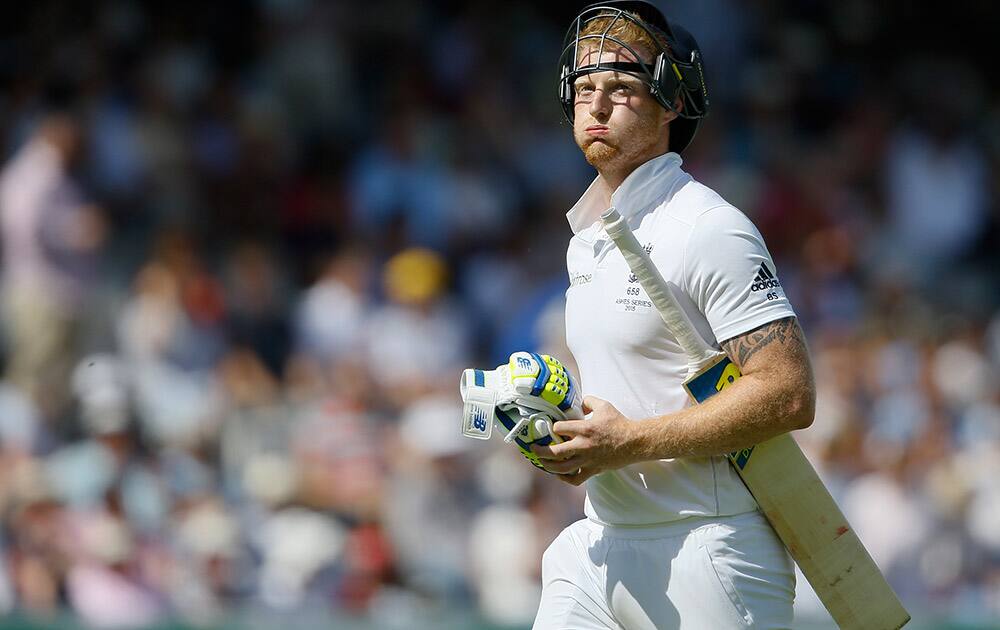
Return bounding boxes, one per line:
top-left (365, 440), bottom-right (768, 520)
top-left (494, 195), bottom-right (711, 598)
top-left (531, 2), bottom-right (816, 628)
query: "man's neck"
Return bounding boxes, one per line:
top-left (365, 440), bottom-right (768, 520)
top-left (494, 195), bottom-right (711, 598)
top-left (593, 150), bottom-right (667, 206)
top-left (596, 167), bottom-right (630, 196)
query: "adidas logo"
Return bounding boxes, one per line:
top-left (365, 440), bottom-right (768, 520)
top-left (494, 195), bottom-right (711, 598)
top-left (750, 263), bottom-right (781, 292)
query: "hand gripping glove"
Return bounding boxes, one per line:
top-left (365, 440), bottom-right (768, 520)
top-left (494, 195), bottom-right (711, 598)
top-left (460, 351), bottom-right (583, 471)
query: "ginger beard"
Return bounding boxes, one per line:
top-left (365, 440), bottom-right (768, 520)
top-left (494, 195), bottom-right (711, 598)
top-left (572, 45), bottom-right (672, 172)
top-left (575, 98), bottom-right (663, 168)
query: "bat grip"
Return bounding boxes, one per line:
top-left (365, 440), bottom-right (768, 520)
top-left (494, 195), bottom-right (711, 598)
top-left (600, 208), bottom-right (716, 368)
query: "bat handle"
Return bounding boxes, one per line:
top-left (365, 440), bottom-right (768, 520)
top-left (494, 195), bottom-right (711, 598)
top-left (600, 207), bottom-right (718, 368)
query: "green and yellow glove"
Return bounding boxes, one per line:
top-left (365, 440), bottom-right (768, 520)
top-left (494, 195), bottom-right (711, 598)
top-left (460, 352), bottom-right (583, 471)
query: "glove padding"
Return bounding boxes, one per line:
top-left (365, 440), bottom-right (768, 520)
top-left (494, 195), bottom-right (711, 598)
top-left (460, 352), bottom-right (582, 471)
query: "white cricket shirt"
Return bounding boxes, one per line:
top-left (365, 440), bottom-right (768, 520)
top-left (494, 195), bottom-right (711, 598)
top-left (565, 152), bottom-right (795, 526)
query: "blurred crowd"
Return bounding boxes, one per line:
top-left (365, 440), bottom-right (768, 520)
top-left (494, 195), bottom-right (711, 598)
top-left (0, 0), bottom-right (997, 628)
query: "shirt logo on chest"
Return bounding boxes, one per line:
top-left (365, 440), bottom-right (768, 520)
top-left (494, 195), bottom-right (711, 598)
top-left (616, 242), bottom-right (654, 313)
top-left (627, 243), bottom-right (653, 283)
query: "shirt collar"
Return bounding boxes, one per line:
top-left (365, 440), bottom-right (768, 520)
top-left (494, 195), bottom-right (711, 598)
top-left (566, 152), bottom-right (684, 235)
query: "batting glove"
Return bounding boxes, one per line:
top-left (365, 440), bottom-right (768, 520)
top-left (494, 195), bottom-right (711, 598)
top-left (460, 351), bottom-right (582, 471)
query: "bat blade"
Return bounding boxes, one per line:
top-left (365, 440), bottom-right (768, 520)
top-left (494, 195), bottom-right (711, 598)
top-left (684, 356), bottom-right (909, 629)
top-left (601, 208), bottom-right (910, 630)
top-left (739, 434), bottom-right (910, 629)
top-left (682, 354), bottom-right (757, 469)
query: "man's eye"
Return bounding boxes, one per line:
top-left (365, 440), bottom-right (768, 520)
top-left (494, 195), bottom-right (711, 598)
top-left (612, 84), bottom-right (633, 94)
top-left (576, 85), bottom-right (595, 96)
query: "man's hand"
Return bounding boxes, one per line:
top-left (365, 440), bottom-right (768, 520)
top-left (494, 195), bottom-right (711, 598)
top-left (532, 396), bottom-right (639, 485)
top-left (459, 351), bottom-right (583, 472)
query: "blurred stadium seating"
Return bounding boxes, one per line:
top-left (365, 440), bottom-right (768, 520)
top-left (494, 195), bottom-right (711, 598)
top-left (0, 1), bottom-right (998, 628)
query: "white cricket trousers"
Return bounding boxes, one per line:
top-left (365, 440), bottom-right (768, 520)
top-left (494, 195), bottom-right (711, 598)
top-left (533, 510), bottom-right (794, 629)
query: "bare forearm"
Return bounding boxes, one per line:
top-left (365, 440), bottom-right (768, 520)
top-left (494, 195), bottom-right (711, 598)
top-left (629, 317), bottom-right (815, 461)
top-left (629, 371), bottom-right (812, 460)
top-left (535, 318), bottom-right (816, 484)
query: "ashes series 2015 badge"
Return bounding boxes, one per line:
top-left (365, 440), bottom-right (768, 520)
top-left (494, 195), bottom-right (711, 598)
top-left (615, 274), bottom-right (653, 313)
top-left (615, 243), bottom-right (654, 313)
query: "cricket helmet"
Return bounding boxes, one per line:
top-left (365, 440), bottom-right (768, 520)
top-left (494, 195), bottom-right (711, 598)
top-left (558, 0), bottom-right (709, 154)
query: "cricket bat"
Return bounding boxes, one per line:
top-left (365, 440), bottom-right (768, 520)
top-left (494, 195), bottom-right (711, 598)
top-left (600, 207), bottom-right (909, 630)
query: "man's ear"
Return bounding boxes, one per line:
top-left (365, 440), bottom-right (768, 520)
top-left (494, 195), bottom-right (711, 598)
top-left (663, 98), bottom-right (683, 125)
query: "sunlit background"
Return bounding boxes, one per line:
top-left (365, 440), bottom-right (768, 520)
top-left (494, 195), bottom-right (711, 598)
top-left (0, 1), bottom-right (997, 629)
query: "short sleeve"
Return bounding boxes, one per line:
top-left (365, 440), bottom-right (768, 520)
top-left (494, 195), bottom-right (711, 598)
top-left (682, 205), bottom-right (795, 343)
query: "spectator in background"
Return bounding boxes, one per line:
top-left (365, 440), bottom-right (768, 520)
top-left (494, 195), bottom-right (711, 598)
top-left (0, 113), bottom-right (107, 424)
top-left (350, 112), bottom-right (452, 251)
top-left (223, 241), bottom-right (292, 376)
top-left (293, 246), bottom-right (373, 366)
top-left (365, 248), bottom-right (471, 409)
top-left (883, 59), bottom-right (990, 290)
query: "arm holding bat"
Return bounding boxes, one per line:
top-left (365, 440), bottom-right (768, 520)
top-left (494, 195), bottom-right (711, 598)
top-left (535, 316), bottom-right (815, 484)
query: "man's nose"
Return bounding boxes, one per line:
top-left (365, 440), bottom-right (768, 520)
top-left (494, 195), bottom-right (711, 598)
top-left (588, 90), bottom-right (611, 120)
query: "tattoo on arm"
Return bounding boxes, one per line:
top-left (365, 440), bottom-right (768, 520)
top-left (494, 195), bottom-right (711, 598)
top-left (721, 317), bottom-right (807, 371)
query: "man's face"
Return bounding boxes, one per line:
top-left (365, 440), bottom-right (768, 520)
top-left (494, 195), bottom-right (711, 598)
top-left (572, 44), bottom-right (674, 172)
